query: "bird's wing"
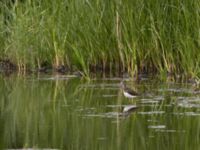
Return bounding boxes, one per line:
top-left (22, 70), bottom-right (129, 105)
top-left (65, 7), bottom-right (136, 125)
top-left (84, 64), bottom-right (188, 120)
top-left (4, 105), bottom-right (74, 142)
top-left (126, 87), bottom-right (139, 95)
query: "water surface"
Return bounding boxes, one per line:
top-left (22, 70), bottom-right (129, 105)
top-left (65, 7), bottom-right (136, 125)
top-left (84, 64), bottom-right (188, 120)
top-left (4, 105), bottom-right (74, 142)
top-left (0, 74), bottom-right (200, 150)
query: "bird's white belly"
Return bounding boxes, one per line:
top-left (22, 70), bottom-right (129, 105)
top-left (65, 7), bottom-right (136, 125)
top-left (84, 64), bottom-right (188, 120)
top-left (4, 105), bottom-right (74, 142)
top-left (123, 91), bottom-right (137, 98)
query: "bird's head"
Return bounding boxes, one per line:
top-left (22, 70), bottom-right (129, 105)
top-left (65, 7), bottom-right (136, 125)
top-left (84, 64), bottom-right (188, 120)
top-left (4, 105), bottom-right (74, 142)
top-left (120, 80), bottom-right (126, 89)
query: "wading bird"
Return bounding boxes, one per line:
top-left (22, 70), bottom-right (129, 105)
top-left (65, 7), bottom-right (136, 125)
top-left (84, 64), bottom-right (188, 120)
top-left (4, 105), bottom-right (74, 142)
top-left (120, 81), bottom-right (139, 98)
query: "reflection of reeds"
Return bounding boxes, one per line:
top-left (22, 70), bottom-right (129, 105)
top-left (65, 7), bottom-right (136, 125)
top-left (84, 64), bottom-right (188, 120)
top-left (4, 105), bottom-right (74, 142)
top-left (1, 1), bottom-right (200, 78)
top-left (0, 76), bottom-right (200, 149)
top-left (0, 76), bottom-right (79, 148)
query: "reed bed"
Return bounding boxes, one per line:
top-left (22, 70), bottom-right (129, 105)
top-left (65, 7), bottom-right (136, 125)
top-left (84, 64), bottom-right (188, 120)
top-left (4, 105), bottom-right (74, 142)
top-left (0, 0), bottom-right (200, 78)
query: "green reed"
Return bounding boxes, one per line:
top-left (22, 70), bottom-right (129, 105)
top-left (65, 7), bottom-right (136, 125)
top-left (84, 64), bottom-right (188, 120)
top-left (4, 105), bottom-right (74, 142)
top-left (0, 0), bottom-right (200, 78)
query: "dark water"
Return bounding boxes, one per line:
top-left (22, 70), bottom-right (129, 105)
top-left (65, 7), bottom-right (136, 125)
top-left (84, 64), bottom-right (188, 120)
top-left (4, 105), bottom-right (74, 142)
top-left (0, 74), bottom-right (200, 150)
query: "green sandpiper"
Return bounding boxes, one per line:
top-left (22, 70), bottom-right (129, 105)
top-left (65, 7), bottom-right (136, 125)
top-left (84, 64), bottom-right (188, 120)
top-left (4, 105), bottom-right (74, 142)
top-left (120, 81), bottom-right (139, 98)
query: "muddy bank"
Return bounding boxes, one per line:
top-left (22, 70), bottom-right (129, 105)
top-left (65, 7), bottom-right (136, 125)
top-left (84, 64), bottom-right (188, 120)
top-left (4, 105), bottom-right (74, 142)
top-left (0, 59), bottom-right (84, 77)
top-left (0, 59), bottom-right (148, 78)
top-left (0, 60), bottom-right (16, 72)
top-left (0, 59), bottom-right (198, 83)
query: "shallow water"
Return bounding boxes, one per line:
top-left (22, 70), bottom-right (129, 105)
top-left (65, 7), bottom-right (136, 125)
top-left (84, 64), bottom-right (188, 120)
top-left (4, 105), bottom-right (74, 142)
top-left (0, 74), bottom-right (200, 150)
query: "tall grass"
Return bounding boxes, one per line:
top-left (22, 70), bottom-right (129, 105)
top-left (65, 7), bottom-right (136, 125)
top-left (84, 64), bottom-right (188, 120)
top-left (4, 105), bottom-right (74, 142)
top-left (0, 0), bottom-right (200, 78)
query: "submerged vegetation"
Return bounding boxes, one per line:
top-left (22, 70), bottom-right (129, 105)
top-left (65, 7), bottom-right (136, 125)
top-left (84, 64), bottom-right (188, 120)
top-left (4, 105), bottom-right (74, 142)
top-left (0, 0), bottom-right (200, 78)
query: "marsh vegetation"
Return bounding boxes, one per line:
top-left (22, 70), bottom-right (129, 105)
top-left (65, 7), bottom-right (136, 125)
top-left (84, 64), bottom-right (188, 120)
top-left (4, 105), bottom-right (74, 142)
top-left (0, 1), bottom-right (200, 149)
top-left (0, 0), bottom-right (200, 79)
